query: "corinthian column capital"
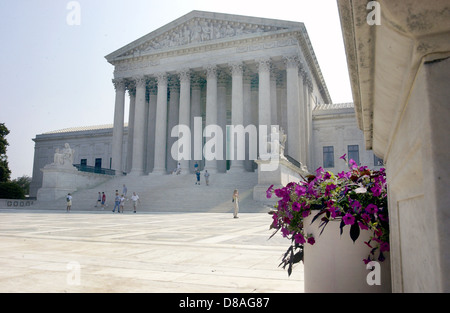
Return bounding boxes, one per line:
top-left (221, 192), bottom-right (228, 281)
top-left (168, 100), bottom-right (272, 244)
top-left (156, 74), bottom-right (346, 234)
top-left (134, 76), bottom-right (147, 89)
top-left (229, 62), bottom-right (243, 76)
top-left (112, 78), bottom-right (126, 91)
top-left (283, 55), bottom-right (299, 69)
top-left (178, 68), bottom-right (191, 83)
top-left (205, 64), bottom-right (217, 79)
top-left (257, 57), bottom-right (272, 73)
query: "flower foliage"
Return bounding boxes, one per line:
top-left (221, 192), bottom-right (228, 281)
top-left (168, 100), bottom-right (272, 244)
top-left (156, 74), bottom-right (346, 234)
top-left (267, 155), bottom-right (389, 276)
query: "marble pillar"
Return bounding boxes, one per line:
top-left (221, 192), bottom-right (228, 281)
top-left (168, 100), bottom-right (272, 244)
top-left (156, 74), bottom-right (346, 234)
top-left (204, 65), bottom-right (219, 173)
top-left (285, 55), bottom-right (301, 163)
top-left (229, 62), bottom-right (245, 171)
top-left (129, 76), bottom-right (147, 176)
top-left (177, 69), bottom-right (191, 174)
top-left (111, 78), bottom-right (126, 175)
top-left (153, 73), bottom-right (168, 173)
top-left (258, 58), bottom-right (272, 156)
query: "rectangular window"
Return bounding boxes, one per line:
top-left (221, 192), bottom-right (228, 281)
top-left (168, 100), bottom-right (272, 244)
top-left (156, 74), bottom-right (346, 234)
top-left (348, 145), bottom-right (360, 165)
top-left (374, 155), bottom-right (384, 166)
top-left (323, 146), bottom-right (334, 168)
top-left (95, 158), bottom-right (102, 169)
top-left (80, 159), bottom-right (87, 166)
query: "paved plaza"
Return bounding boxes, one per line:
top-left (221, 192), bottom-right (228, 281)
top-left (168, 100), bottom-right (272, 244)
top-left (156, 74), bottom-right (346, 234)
top-left (0, 209), bottom-right (304, 293)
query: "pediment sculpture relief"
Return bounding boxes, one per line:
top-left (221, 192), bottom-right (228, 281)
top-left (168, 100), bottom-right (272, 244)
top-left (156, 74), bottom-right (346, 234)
top-left (119, 19), bottom-right (287, 58)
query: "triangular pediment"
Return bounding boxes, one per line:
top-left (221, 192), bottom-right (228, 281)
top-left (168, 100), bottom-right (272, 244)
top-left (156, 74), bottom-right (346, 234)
top-left (106, 10), bottom-right (303, 62)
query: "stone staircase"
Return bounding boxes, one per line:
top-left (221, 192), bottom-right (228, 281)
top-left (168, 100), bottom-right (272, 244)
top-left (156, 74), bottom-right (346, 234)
top-left (33, 171), bottom-right (275, 213)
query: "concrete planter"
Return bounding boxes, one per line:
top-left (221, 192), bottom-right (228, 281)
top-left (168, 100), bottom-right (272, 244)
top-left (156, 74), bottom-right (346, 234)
top-left (303, 214), bottom-right (391, 293)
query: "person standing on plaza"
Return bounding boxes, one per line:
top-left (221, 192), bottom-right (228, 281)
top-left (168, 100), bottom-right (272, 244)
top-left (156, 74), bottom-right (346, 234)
top-left (195, 169), bottom-right (201, 185)
top-left (112, 192), bottom-right (120, 213)
top-left (95, 192), bottom-right (101, 207)
top-left (122, 184), bottom-right (128, 198)
top-left (131, 192), bottom-right (140, 213)
top-left (66, 193), bottom-right (72, 213)
top-left (232, 189), bottom-right (239, 218)
top-left (204, 170), bottom-right (210, 186)
top-left (119, 194), bottom-right (125, 213)
top-left (101, 192), bottom-right (106, 209)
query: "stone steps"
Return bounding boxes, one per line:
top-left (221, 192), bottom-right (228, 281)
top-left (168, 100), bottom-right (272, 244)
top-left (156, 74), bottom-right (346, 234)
top-left (34, 171), bottom-right (274, 213)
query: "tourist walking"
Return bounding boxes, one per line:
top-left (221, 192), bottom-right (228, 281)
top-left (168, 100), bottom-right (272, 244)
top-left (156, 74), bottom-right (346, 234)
top-left (66, 193), bottom-right (72, 212)
top-left (101, 192), bottom-right (106, 209)
top-left (131, 192), bottom-right (140, 213)
top-left (119, 194), bottom-right (125, 213)
top-left (204, 170), bottom-right (210, 186)
top-left (232, 189), bottom-right (239, 218)
top-left (95, 192), bottom-right (101, 207)
top-left (195, 169), bottom-right (201, 185)
top-left (112, 192), bottom-right (120, 213)
top-left (122, 184), bottom-right (128, 198)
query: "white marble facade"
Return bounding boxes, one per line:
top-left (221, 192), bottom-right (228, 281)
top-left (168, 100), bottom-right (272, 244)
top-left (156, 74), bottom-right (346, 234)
top-left (30, 11), bottom-right (382, 197)
top-left (105, 10), bottom-right (331, 177)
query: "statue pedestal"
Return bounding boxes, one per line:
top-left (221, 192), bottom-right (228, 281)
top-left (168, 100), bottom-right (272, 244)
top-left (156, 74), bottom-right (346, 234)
top-left (253, 156), bottom-right (309, 202)
top-left (37, 165), bottom-right (79, 201)
top-left (37, 163), bottom-right (111, 201)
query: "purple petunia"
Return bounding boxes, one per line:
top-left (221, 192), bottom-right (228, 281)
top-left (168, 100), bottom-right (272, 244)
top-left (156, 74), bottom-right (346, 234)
top-left (365, 203), bottom-right (378, 214)
top-left (294, 233), bottom-right (306, 244)
top-left (266, 185), bottom-right (274, 199)
top-left (343, 213), bottom-right (355, 225)
top-left (292, 202), bottom-right (301, 212)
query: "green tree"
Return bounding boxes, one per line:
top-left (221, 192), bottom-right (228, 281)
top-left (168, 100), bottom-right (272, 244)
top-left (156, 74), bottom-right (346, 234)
top-left (12, 175), bottom-right (31, 196)
top-left (0, 123), bottom-right (11, 182)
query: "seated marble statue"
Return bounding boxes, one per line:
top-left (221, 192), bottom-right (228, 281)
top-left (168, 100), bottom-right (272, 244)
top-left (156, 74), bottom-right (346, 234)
top-left (52, 143), bottom-right (75, 167)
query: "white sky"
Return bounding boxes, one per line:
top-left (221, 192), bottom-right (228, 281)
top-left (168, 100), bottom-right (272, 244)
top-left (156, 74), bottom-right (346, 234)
top-left (0, 0), bottom-right (353, 179)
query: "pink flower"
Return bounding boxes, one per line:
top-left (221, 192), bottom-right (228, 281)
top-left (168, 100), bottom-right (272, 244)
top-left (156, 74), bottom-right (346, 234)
top-left (349, 159), bottom-right (358, 169)
top-left (339, 154), bottom-right (347, 160)
top-left (295, 184), bottom-right (306, 197)
top-left (328, 205), bottom-right (340, 218)
top-left (358, 221), bottom-right (369, 230)
top-left (281, 227), bottom-right (290, 238)
top-left (294, 233), bottom-right (306, 244)
top-left (350, 199), bottom-right (362, 212)
top-left (292, 202), bottom-right (301, 212)
top-left (343, 213), bottom-right (355, 225)
top-left (307, 237), bottom-right (315, 245)
top-left (380, 242), bottom-right (390, 252)
top-left (325, 184), bottom-right (336, 197)
top-left (302, 210), bottom-right (310, 218)
top-left (365, 203), bottom-right (378, 214)
top-left (266, 185), bottom-right (274, 198)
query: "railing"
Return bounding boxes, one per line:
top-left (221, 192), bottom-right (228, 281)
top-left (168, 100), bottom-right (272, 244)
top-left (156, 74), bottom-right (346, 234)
top-left (73, 164), bottom-right (116, 176)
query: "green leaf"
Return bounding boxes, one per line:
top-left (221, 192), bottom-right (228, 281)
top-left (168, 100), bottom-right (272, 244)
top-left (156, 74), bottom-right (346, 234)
top-left (350, 222), bottom-right (360, 243)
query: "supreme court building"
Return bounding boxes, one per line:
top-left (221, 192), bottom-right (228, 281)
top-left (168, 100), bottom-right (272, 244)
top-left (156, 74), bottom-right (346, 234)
top-left (30, 11), bottom-right (381, 197)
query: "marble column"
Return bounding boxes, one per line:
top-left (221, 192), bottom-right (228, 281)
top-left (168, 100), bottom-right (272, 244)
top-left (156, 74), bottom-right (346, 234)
top-left (217, 70), bottom-right (228, 173)
top-left (111, 78), bottom-right (126, 175)
top-left (285, 55), bottom-right (301, 162)
top-left (258, 58), bottom-right (272, 155)
top-left (153, 73), bottom-right (168, 174)
top-left (229, 62), bottom-right (245, 171)
top-left (204, 65), bottom-right (219, 173)
top-left (177, 69), bottom-right (191, 174)
top-left (129, 76), bottom-right (147, 176)
top-left (270, 70), bottom-right (278, 126)
top-left (297, 65), bottom-right (305, 166)
top-left (243, 71), bottom-right (253, 171)
top-left (146, 84), bottom-right (157, 174)
top-left (167, 76), bottom-right (180, 174)
top-left (190, 74), bottom-right (203, 172)
top-left (126, 85), bottom-right (136, 173)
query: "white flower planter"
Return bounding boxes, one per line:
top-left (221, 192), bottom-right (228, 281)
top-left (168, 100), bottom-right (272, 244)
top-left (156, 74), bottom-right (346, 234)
top-left (303, 214), bottom-right (391, 293)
